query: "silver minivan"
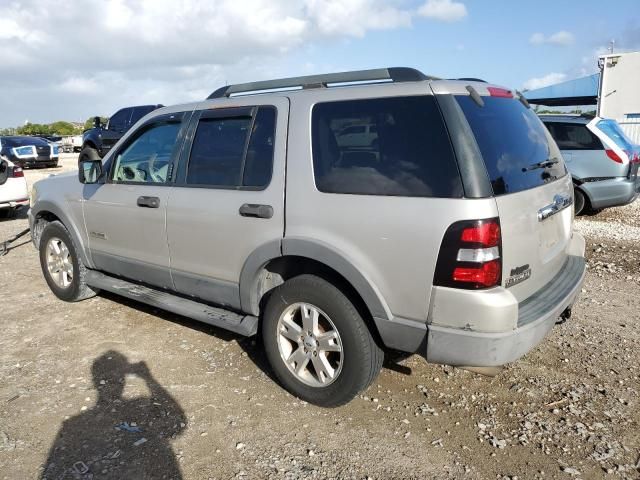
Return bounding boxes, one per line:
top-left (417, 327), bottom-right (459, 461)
top-left (29, 68), bottom-right (586, 406)
top-left (540, 114), bottom-right (640, 214)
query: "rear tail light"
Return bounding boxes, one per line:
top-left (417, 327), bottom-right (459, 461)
top-left (487, 87), bottom-right (513, 98)
top-left (11, 167), bottom-right (24, 178)
top-left (605, 149), bottom-right (634, 164)
top-left (434, 218), bottom-right (502, 290)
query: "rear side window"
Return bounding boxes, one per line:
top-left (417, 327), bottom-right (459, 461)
top-left (312, 96), bottom-right (462, 197)
top-left (544, 122), bottom-right (602, 150)
top-left (457, 96), bottom-right (566, 196)
top-left (186, 106), bottom-right (276, 188)
top-left (129, 106), bottom-right (157, 127)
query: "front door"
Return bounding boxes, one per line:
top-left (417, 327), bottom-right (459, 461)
top-left (166, 98), bottom-right (288, 310)
top-left (83, 112), bottom-right (189, 289)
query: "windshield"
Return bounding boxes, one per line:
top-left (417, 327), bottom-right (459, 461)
top-left (456, 95), bottom-right (566, 196)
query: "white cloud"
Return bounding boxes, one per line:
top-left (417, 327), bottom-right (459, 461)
top-left (529, 31), bottom-right (574, 46)
top-left (417, 0), bottom-right (467, 22)
top-left (523, 72), bottom-right (567, 91)
top-left (0, 0), bottom-right (423, 127)
top-left (306, 0), bottom-right (412, 37)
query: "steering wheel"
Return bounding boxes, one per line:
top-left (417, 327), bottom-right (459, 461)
top-left (147, 153), bottom-right (165, 183)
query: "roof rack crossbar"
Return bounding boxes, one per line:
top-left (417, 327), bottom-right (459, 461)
top-left (207, 67), bottom-right (435, 99)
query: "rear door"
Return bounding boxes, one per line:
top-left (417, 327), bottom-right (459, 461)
top-left (543, 121), bottom-right (613, 180)
top-left (456, 92), bottom-right (572, 303)
top-left (165, 98), bottom-right (287, 310)
top-left (588, 117), bottom-right (637, 177)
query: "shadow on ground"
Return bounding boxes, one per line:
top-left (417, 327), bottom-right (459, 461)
top-left (41, 350), bottom-right (186, 479)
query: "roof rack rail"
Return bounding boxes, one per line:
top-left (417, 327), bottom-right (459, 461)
top-left (207, 67), bottom-right (435, 99)
top-left (456, 77), bottom-right (488, 83)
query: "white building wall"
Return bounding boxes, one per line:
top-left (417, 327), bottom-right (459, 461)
top-left (599, 51), bottom-right (640, 144)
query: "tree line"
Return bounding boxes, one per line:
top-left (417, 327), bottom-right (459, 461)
top-left (0, 117), bottom-right (109, 136)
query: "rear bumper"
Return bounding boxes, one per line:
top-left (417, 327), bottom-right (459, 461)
top-left (424, 247), bottom-right (586, 367)
top-left (580, 176), bottom-right (640, 210)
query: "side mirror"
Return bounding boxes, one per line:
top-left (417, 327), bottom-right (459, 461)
top-left (79, 159), bottom-right (104, 184)
top-left (93, 116), bottom-right (102, 129)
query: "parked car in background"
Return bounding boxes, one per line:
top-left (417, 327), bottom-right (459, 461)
top-left (540, 115), bottom-right (640, 214)
top-left (79, 104), bottom-right (163, 162)
top-left (0, 156), bottom-right (28, 218)
top-left (62, 135), bottom-right (83, 153)
top-left (0, 136), bottom-right (59, 168)
top-left (30, 68), bottom-right (586, 406)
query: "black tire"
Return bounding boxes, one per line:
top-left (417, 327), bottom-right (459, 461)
top-left (262, 274), bottom-right (383, 407)
top-left (0, 208), bottom-right (16, 219)
top-left (574, 187), bottom-right (586, 215)
top-left (39, 221), bottom-right (98, 302)
top-left (78, 145), bottom-right (100, 165)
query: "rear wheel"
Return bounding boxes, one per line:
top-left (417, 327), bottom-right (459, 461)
top-left (573, 187), bottom-right (586, 215)
top-left (262, 275), bottom-right (383, 407)
top-left (39, 221), bottom-right (98, 302)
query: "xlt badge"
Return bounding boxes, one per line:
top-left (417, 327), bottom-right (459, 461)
top-left (505, 264), bottom-right (531, 288)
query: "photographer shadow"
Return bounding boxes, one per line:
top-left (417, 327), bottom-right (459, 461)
top-left (41, 350), bottom-right (186, 479)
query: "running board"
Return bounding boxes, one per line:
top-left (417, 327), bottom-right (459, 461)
top-left (86, 270), bottom-right (258, 336)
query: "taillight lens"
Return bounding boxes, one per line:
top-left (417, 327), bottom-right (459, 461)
top-left (12, 167), bottom-right (24, 178)
top-left (605, 149), bottom-right (624, 163)
top-left (453, 260), bottom-right (501, 288)
top-left (434, 218), bottom-right (502, 290)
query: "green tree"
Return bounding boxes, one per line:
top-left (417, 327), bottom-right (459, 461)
top-left (49, 121), bottom-right (79, 135)
top-left (84, 116), bottom-right (109, 131)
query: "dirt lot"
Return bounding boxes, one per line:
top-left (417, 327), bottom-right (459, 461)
top-left (1, 153), bottom-right (639, 479)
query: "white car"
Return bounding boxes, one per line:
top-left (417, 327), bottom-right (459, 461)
top-left (0, 156), bottom-right (29, 217)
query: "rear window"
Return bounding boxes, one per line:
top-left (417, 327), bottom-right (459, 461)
top-left (312, 96), bottom-right (462, 197)
top-left (595, 119), bottom-right (634, 151)
top-left (457, 96), bottom-right (566, 196)
top-left (544, 122), bottom-right (603, 150)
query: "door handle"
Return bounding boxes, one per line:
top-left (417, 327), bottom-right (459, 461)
top-left (239, 203), bottom-right (273, 219)
top-left (137, 196), bottom-right (160, 208)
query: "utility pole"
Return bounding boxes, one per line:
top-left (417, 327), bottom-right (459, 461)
top-left (608, 39), bottom-right (615, 54)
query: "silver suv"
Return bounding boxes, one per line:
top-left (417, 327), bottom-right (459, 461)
top-left (29, 68), bottom-right (586, 406)
top-left (540, 114), bottom-right (640, 214)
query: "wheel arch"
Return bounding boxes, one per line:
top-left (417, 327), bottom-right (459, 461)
top-left (239, 238), bottom-right (392, 326)
top-left (31, 201), bottom-right (93, 267)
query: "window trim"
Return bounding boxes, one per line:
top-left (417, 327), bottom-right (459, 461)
top-left (174, 105), bottom-right (277, 191)
top-left (107, 112), bottom-right (188, 186)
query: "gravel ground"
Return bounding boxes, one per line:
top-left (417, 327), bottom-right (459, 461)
top-left (1, 156), bottom-right (639, 479)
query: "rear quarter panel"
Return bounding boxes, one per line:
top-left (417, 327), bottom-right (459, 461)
top-left (284, 84), bottom-right (499, 322)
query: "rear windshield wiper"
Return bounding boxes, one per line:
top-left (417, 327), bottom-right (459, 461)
top-left (522, 158), bottom-right (559, 172)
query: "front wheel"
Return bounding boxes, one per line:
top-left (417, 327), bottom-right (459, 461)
top-left (39, 221), bottom-right (98, 302)
top-left (78, 145), bottom-right (100, 166)
top-left (262, 275), bottom-right (383, 407)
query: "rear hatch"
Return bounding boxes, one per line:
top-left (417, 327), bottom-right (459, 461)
top-left (454, 86), bottom-right (573, 303)
top-left (588, 117), bottom-right (640, 179)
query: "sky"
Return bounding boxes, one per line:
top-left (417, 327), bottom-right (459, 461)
top-left (1, 0), bottom-right (639, 128)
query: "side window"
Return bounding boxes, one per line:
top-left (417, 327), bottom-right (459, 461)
top-left (186, 106), bottom-right (276, 188)
top-left (108, 109), bottom-right (130, 133)
top-left (129, 106), bottom-right (155, 128)
top-left (312, 96), bottom-right (462, 197)
top-left (111, 121), bottom-right (182, 184)
top-left (546, 123), bottom-right (602, 150)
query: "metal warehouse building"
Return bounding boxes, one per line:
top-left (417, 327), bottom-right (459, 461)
top-left (524, 50), bottom-right (640, 143)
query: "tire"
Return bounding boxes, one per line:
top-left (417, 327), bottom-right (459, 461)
top-left (78, 145), bottom-right (100, 165)
top-left (39, 221), bottom-right (98, 302)
top-left (262, 274), bottom-right (383, 407)
top-left (574, 187), bottom-right (586, 215)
